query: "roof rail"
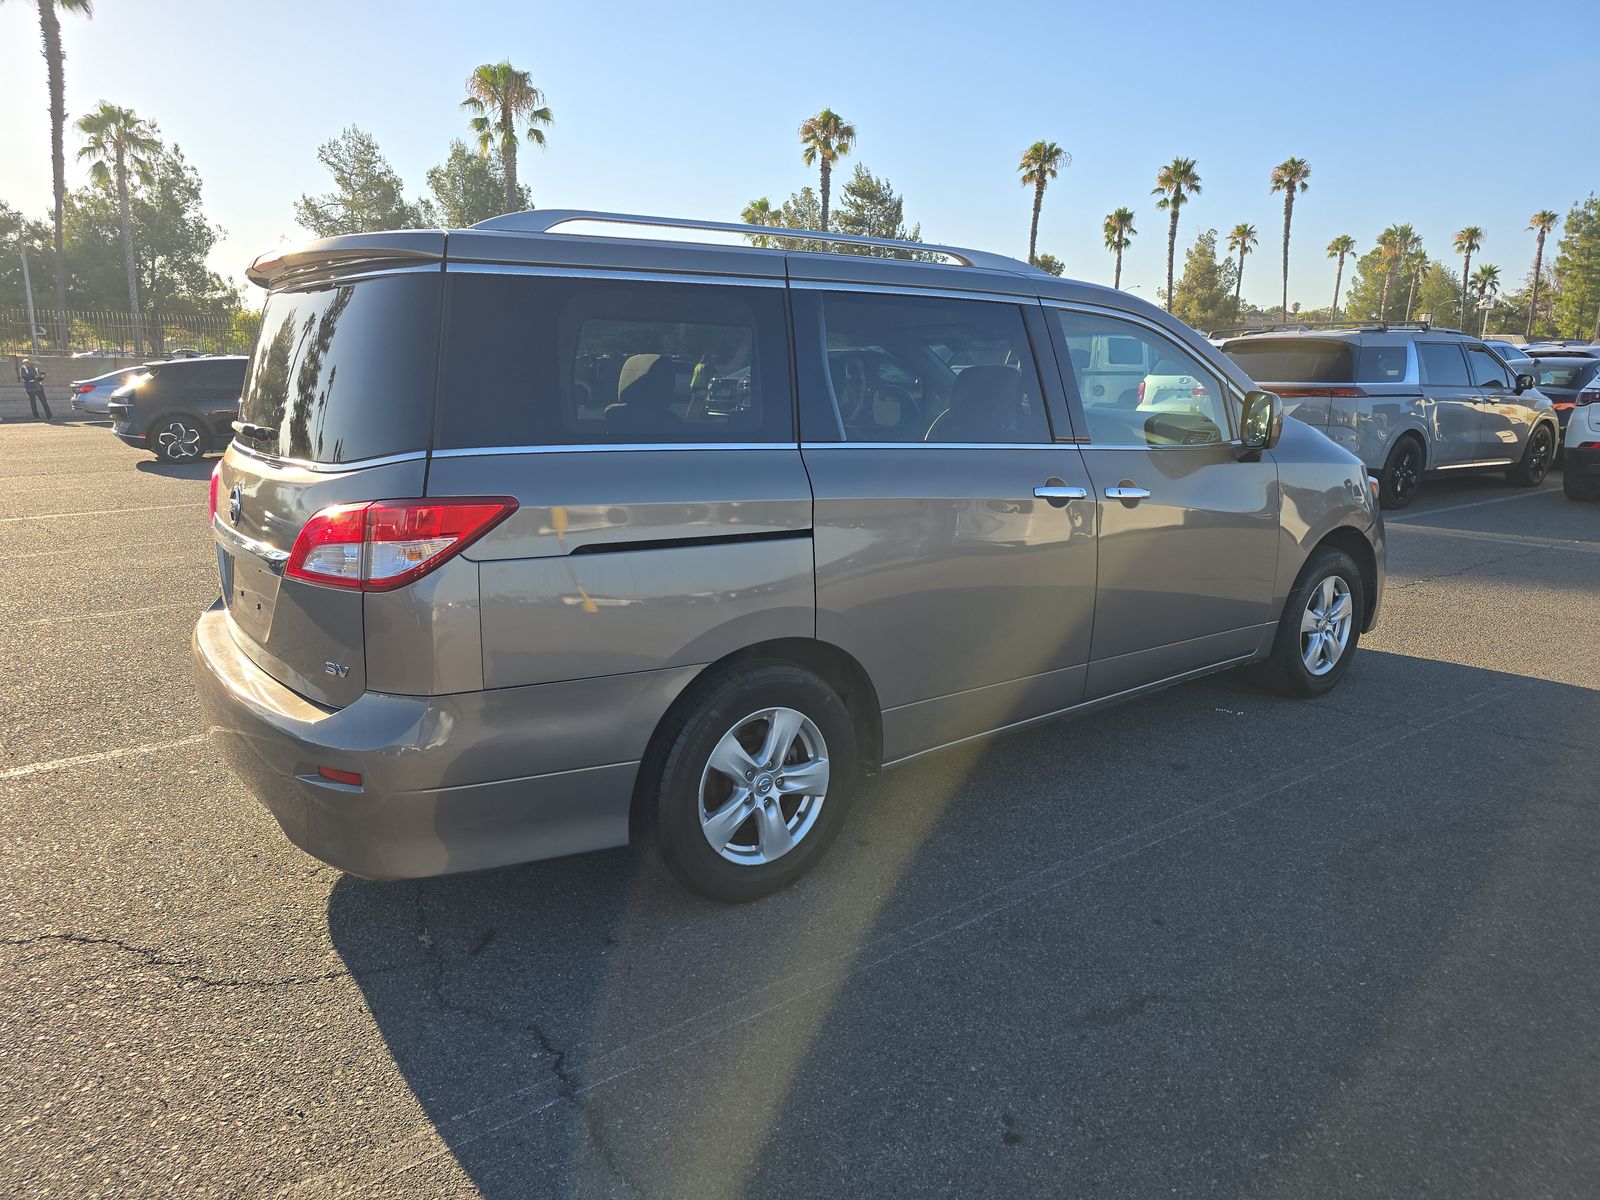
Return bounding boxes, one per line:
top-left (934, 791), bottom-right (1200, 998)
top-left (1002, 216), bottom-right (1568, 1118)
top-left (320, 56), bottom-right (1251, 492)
top-left (471, 209), bottom-right (1042, 276)
top-left (1211, 319), bottom-right (1387, 337)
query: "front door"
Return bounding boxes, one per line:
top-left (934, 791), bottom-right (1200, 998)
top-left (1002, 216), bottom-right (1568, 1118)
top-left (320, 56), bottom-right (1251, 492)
top-left (794, 287), bottom-right (1098, 761)
top-left (1048, 306), bottom-right (1280, 699)
top-left (1415, 341), bottom-right (1485, 466)
top-left (1466, 341), bottom-right (1536, 463)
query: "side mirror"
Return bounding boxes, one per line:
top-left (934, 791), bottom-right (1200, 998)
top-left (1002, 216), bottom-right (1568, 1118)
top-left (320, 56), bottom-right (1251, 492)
top-left (1236, 390), bottom-right (1283, 460)
top-left (1515, 373), bottom-right (1534, 394)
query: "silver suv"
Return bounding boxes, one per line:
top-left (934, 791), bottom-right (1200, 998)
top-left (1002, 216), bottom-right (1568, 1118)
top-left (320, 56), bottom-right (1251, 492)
top-left (1221, 325), bottom-right (1561, 508)
top-left (193, 211), bottom-right (1385, 901)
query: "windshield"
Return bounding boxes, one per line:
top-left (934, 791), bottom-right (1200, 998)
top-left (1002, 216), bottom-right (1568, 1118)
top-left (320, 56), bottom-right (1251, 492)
top-left (238, 272), bottom-right (440, 464)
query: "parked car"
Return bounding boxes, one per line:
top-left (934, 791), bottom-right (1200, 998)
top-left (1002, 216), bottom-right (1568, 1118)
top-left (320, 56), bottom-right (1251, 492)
top-left (1562, 370), bottom-right (1600, 500)
top-left (1531, 354), bottom-right (1600, 433)
top-left (193, 211), bottom-right (1384, 902)
top-left (1221, 325), bottom-right (1561, 508)
top-left (1482, 339), bottom-right (1536, 376)
top-left (68, 365), bottom-right (142, 416)
top-left (107, 356), bottom-right (247, 461)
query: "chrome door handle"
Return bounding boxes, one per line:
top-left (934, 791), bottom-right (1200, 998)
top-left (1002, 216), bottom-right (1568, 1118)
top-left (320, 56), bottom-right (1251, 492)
top-left (1033, 485), bottom-right (1088, 500)
top-left (1104, 486), bottom-right (1152, 501)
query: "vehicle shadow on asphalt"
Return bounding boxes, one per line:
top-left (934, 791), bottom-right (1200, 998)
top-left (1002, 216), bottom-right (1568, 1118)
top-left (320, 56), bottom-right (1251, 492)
top-left (134, 458), bottom-right (215, 480)
top-left (325, 650), bottom-right (1600, 1198)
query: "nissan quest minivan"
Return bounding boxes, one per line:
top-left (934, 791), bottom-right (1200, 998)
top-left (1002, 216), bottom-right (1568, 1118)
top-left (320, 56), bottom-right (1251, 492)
top-left (193, 210), bottom-right (1385, 902)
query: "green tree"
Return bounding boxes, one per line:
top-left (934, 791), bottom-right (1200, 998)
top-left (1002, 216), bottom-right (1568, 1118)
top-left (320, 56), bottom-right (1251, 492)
top-left (1525, 209), bottom-right (1560, 337)
top-left (1414, 262), bottom-right (1462, 327)
top-left (1402, 245), bottom-right (1428, 320)
top-left (0, 201), bottom-right (56, 321)
top-left (1472, 263), bottom-right (1500, 334)
top-left (798, 109), bottom-right (856, 232)
top-left (76, 101), bottom-right (159, 354)
top-left (740, 197), bottom-right (782, 248)
top-left (1152, 157), bottom-right (1201, 312)
top-left (1017, 140), bottom-right (1068, 266)
top-left (1170, 228), bottom-right (1238, 332)
top-left (294, 127), bottom-right (432, 236)
top-left (1103, 207), bottom-right (1136, 289)
top-left (1552, 194), bottom-right (1600, 341)
top-left (1033, 253), bottom-right (1065, 277)
top-left (1268, 156), bottom-right (1310, 320)
top-left (1226, 222), bottom-right (1257, 316)
top-left (833, 163), bottom-right (922, 254)
top-left (425, 138), bottom-right (530, 227)
top-left (1453, 226), bottom-right (1483, 326)
top-left (5, 0), bottom-right (95, 341)
top-left (461, 62), bottom-right (552, 215)
top-left (1326, 234), bottom-right (1356, 320)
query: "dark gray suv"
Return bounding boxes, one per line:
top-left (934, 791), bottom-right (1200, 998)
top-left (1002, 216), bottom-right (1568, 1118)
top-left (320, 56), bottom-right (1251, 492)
top-left (1222, 325), bottom-right (1561, 508)
top-left (193, 211), bottom-right (1385, 901)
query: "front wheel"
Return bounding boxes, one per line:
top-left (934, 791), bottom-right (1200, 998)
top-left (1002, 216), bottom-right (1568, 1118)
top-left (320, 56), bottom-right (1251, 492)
top-left (150, 413), bottom-right (210, 463)
top-left (1376, 436), bottom-right (1423, 509)
top-left (1507, 424), bottom-right (1555, 487)
top-left (640, 661), bottom-right (859, 903)
top-left (1259, 547), bottom-right (1365, 699)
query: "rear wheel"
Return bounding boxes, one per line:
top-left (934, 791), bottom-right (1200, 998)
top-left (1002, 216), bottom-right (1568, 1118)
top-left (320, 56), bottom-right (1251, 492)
top-left (640, 661), bottom-right (859, 903)
top-left (1507, 424), bottom-right (1555, 487)
top-left (1377, 436), bottom-right (1423, 509)
top-left (1259, 546), bottom-right (1364, 699)
top-left (150, 413), bottom-right (210, 462)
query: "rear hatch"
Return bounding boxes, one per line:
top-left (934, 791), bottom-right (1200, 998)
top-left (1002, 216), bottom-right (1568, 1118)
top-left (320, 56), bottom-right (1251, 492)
top-left (213, 235), bottom-right (444, 707)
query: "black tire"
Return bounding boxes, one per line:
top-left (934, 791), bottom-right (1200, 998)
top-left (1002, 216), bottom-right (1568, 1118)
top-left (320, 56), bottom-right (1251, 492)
top-left (1507, 423), bottom-right (1556, 487)
top-left (1376, 435), bottom-right (1424, 510)
top-left (1259, 546), bottom-right (1365, 699)
top-left (1565, 463), bottom-right (1600, 501)
top-left (149, 412), bottom-right (211, 463)
top-left (638, 660), bottom-right (860, 903)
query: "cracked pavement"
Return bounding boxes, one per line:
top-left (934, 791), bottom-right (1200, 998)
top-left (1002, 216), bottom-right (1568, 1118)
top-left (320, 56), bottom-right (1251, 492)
top-left (4, 420), bottom-right (1599, 1198)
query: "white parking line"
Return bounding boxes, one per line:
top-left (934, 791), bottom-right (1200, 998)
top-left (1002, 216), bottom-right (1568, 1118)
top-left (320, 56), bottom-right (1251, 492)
top-left (1388, 488), bottom-right (1553, 521)
top-left (0, 502), bottom-right (203, 524)
top-left (1389, 524), bottom-right (1600, 555)
top-left (0, 735), bottom-right (209, 782)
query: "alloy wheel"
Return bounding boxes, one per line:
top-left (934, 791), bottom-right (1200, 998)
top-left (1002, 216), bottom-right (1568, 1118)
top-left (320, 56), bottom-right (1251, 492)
top-left (698, 706), bottom-right (829, 865)
top-left (1526, 428), bottom-right (1553, 482)
top-left (157, 420), bottom-right (202, 460)
top-left (1390, 443), bottom-right (1419, 504)
top-left (1300, 575), bottom-right (1353, 677)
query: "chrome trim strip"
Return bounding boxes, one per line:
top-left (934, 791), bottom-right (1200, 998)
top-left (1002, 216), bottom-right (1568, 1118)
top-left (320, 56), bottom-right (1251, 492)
top-left (228, 442), bottom-right (429, 472)
top-left (443, 262), bottom-right (786, 288)
top-left (789, 278), bottom-right (1036, 305)
top-left (799, 441), bottom-right (1061, 451)
top-left (430, 442), bottom-right (796, 458)
top-left (1434, 458), bottom-right (1516, 469)
top-left (212, 515), bottom-right (290, 571)
top-left (1079, 441), bottom-right (1245, 452)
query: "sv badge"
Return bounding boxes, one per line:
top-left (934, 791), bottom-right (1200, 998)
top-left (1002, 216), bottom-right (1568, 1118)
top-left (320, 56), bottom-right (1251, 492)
top-left (324, 661), bottom-right (350, 678)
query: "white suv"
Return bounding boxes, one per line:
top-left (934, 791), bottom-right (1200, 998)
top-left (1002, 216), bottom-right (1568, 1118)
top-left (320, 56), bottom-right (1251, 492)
top-left (1563, 373), bottom-right (1600, 500)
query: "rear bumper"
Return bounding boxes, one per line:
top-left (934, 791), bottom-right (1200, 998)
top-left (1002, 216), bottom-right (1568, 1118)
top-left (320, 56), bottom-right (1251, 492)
top-left (1565, 444), bottom-right (1600, 480)
top-left (192, 601), bottom-right (694, 879)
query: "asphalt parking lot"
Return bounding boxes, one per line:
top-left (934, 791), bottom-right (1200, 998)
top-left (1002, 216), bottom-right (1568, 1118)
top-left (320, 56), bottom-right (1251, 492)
top-left (4, 417), bottom-right (1598, 1199)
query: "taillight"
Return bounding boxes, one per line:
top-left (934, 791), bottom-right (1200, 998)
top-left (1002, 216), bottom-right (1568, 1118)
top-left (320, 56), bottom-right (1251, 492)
top-left (1136, 379), bottom-right (1146, 402)
top-left (284, 498), bottom-right (517, 591)
top-left (1577, 389), bottom-right (1599, 407)
top-left (1272, 386), bottom-right (1369, 398)
top-left (208, 463), bottom-right (222, 521)
top-left (74, 384), bottom-right (92, 394)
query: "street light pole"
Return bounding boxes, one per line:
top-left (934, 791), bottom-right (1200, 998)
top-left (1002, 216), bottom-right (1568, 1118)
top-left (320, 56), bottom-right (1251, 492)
top-left (18, 228), bottom-right (41, 357)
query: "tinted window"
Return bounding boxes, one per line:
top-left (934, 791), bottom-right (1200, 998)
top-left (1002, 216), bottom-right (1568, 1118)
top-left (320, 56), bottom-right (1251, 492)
top-left (438, 274), bottom-right (791, 448)
top-left (819, 293), bottom-right (1049, 444)
top-left (239, 274), bottom-right (440, 464)
top-left (1057, 311), bottom-right (1229, 447)
top-left (1536, 362), bottom-right (1595, 389)
top-left (1466, 346), bottom-right (1510, 389)
top-left (1417, 342), bottom-right (1471, 387)
top-left (1223, 338), bottom-right (1354, 383)
top-left (1357, 344), bottom-right (1409, 381)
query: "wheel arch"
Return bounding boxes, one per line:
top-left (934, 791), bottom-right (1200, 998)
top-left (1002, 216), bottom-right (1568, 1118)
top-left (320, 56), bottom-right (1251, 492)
top-left (1313, 524), bottom-right (1380, 632)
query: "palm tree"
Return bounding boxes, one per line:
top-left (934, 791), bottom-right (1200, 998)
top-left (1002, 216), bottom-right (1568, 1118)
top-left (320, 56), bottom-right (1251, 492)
top-left (798, 109), bottom-right (856, 233)
top-left (76, 102), bottom-right (158, 355)
top-left (1525, 210), bottom-right (1559, 337)
top-left (6, 0), bottom-right (95, 344)
top-left (1268, 156), bottom-right (1311, 320)
top-left (741, 197), bottom-right (781, 248)
top-left (1376, 226), bottom-right (1404, 319)
top-left (1226, 223), bottom-right (1257, 317)
top-left (1453, 226), bottom-right (1483, 327)
top-left (461, 62), bottom-right (552, 215)
top-left (1017, 140), bottom-right (1069, 266)
top-left (1326, 234), bottom-right (1356, 320)
top-left (1472, 263), bottom-right (1500, 335)
top-left (1151, 157), bottom-right (1201, 311)
top-left (1103, 207), bottom-right (1136, 289)
top-left (1403, 246), bottom-right (1428, 321)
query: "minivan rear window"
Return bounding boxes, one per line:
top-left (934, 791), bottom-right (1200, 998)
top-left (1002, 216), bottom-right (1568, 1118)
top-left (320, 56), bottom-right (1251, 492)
top-left (1224, 339), bottom-right (1354, 383)
top-left (238, 273), bottom-right (440, 464)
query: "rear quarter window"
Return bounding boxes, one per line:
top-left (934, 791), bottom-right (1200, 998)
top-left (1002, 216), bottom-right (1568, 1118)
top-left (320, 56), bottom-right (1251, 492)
top-left (239, 273), bottom-right (441, 464)
top-left (1223, 339), bottom-right (1354, 383)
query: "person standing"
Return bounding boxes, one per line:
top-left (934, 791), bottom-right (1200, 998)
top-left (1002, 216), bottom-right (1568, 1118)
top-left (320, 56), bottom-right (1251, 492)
top-left (19, 358), bottom-right (53, 420)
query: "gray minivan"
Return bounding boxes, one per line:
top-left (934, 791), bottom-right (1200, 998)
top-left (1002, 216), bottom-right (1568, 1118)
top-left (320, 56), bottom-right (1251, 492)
top-left (193, 211), bottom-right (1385, 901)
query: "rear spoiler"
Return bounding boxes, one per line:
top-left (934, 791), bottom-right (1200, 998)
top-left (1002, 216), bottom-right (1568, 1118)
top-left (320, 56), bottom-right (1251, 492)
top-left (246, 230), bottom-right (446, 289)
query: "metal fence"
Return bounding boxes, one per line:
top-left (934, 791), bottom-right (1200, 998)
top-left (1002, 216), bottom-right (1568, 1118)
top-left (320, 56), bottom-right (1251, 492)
top-left (2, 308), bottom-right (260, 358)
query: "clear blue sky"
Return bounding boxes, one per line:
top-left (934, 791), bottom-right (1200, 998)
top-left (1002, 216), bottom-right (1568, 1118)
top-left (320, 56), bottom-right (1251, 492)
top-left (2, 0), bottom-right (1593, 310)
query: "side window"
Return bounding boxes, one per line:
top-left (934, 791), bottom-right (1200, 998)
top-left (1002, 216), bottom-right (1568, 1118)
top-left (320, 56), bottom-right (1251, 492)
top-left (1357, 344), bottom-right (1409, 381)
top-left (1416, 342), bottom-right (1471, 387)
top-left (436, 274), bottom-right (792, 449)
top-left (1466, 345), bottom-right (1509, 389)
top-left (1052, 310), bottom-right (1229, 448)
top-left (818, 292), bottom-right (1050, 444)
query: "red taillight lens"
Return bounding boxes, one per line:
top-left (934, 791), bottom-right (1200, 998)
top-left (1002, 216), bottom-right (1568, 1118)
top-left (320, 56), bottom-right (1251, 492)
top-left (208, 463), bottom-right (222, 521)
top-left (1273, 386), bottom-right (1369, 399)
top-left (284, 497), bottom-right (517, 592)
top-left (316, 766), bottom-right (363, 787)
top-left (1136, 379), bottom-right (1146, 402)
top-left (1577, 389), bottom-right (1599, 408)
top-left (74, 384), bottom-right (92, 394)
